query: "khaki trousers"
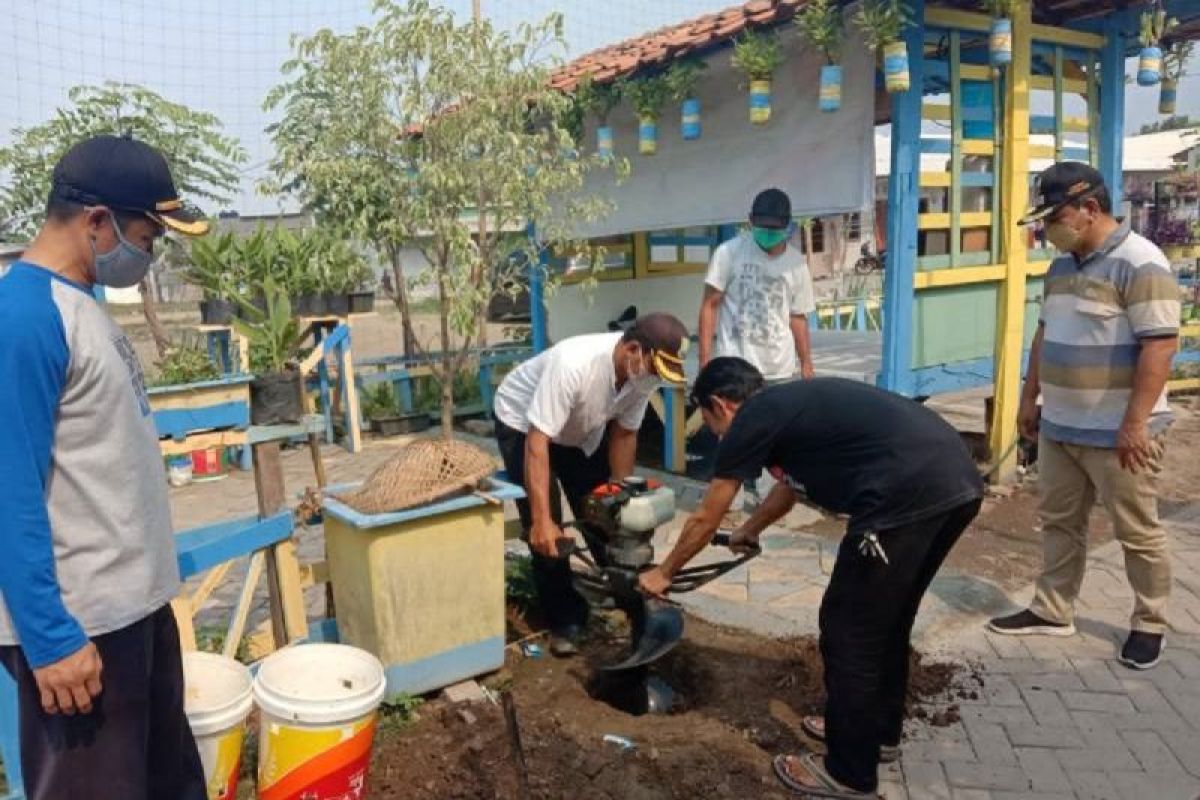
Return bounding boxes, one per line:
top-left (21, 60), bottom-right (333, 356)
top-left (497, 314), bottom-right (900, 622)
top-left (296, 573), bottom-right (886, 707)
top-left (1029, 435), bottom-right (1170, 634)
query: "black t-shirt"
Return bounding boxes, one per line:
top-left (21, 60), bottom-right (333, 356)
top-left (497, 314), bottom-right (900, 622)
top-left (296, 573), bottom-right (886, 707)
top-left (713, 378), bottom-right (983, 532)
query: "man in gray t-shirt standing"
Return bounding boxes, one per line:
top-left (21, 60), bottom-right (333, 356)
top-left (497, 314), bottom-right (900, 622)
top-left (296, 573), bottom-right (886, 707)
top-left (0, 135), bottom-right (209, 799)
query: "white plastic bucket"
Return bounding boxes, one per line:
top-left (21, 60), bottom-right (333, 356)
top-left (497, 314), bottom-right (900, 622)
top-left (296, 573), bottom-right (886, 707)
top-left (183, 651), bottom-right (254, 800)
top-left (252, 643), bottom-right (386, 800)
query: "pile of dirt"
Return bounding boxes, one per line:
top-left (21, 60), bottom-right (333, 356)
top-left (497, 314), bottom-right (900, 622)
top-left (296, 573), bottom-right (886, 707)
top-left (368, 615), bottom-right (977, 799)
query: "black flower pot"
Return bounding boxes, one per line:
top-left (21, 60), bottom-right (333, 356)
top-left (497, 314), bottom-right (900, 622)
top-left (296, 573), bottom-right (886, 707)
top-left (249, 369), bottom-right (304, 425)
top-left (348, 291), bottom-right (376, 314)
top-left (305, 293), bottom-right (328, 317)
top-left (372, 412), bottom-right (431, 436)
top-left (199, 298), bottom-right (234, 325)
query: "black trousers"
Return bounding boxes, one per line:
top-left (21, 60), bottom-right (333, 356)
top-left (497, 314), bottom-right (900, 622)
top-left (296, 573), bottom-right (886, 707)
top-left (495, 419), bottom-right (610, 633)
top-left (820, 498), bottom-right (982, 792)
top-left (0, 604), bottom-right (206, 800)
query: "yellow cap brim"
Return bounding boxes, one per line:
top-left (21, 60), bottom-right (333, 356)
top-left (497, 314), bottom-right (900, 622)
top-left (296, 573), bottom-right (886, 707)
top-left (1017, 206), bottom-right (1054, 226)
top-left (652, 351), bottom-right (686, 385)
top-left (149, 212), bottom-right (209, 236)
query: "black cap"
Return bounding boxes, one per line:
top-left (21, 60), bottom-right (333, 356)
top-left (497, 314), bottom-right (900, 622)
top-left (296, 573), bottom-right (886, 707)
top-left (50, 134), bottom-right (209, 235)
top-left (750, 187), bottom-right (792, 228)
top-left (1019, 162), bottom-right (1105, 226)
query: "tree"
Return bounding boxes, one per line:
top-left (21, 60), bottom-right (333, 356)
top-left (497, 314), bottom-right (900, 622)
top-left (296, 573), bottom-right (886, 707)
top-left (0, 82), bottom-right (247, 356)
top-left (1138, 115), bottom-right (1195, 135)
top-left (267, 0), bottom-right (621, 437)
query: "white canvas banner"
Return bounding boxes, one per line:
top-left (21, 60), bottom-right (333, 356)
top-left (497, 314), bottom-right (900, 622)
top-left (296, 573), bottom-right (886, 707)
top-left (574, 29), bottom-right (877, 238)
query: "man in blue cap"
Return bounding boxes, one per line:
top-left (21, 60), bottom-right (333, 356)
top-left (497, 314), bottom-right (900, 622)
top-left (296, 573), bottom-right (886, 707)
top-left (0, 134), bottom-right (208, 799)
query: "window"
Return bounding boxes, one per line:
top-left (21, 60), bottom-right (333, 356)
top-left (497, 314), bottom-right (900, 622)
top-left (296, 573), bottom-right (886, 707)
top-left (810, 219), bottom-right (825, 254)
top-left (847, 212), bottom-right (862, 241)
top-left (647, 225), bottom-right (720, 274)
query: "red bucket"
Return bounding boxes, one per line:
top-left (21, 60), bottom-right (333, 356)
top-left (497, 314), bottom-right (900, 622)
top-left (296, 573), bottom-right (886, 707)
top-left (191, 448), bottom-right (225, 479)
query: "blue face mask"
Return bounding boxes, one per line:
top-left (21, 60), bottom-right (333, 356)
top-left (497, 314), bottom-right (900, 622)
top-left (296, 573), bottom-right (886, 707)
top-left (91, 212), bottom-right (154, 288)
top-left (752, 225), bottom-right (790, 251)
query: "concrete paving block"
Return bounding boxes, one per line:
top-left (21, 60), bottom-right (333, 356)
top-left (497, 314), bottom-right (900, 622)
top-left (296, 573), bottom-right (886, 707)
top-left (964, 720), bottom-right (1018, 765)
top-left (901, 760), bottom-right (952, 800)
top-left (1065, 769), bottom-right (1123, 800)
top-left (944, 761), bottom-right (1033, 792)
top-left (1013, 747), bottom-right (1072, 794)
top-left (1019, 687), bottom-right (1074, 727)
top-left (1108, 769), bottom-right (1200, 800)
top-left (1120, 730), bottom-right (1187, 774)
top-left (1059, 690), bottom-right (1137, 715)
top-left (1003, 723), bottom-right (1086, 750)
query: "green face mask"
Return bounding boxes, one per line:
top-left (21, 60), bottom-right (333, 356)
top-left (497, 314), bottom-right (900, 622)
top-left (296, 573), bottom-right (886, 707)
top-left (752, 225), bottom-right (790, 251)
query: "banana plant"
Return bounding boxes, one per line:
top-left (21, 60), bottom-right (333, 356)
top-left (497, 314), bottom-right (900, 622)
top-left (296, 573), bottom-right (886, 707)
top-left (229, 277), bottom-right (304, 374)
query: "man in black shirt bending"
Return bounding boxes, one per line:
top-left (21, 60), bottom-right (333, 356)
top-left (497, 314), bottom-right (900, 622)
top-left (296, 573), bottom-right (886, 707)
top-left (639, 357), bottom-right (983, 799)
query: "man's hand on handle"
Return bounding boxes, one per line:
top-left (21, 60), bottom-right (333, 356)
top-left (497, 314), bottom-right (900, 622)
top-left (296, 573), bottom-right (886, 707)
top-left (638, 566), bottom-right (671, 599)
top-left (530, 520), bottom-right (566, 558)
top-left (728, 527), bottom-right (761, 555)
top-left (33, 641), bottom-right (102, 715)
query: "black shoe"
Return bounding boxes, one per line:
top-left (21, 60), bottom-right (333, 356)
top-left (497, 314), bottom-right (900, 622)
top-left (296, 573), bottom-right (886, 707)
top-left (987, 609), bottom-right (1076, 637)
top-left (549, 625), bottom-right (583, 658)
top-left (1119, 631), bottom-right (1164, 670)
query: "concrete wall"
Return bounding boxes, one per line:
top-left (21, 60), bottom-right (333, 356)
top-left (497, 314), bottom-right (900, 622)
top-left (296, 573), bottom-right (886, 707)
top-left (547, 272), bottom-right (705, 343)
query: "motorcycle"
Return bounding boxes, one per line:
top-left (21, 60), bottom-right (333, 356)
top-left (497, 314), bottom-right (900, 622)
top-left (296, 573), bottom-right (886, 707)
top-left (853, 242), bottom-right (885, 274)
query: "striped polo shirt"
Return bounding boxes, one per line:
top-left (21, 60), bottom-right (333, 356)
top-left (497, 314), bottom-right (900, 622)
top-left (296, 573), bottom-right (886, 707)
top-left (1038, 225), bottom-right (1180, 448)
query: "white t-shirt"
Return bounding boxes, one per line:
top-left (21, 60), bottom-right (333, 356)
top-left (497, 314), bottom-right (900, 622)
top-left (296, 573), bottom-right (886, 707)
top-left (494, 332), bottom-right (653, 456)
top-left (705, 231), bottom-right (816, 381)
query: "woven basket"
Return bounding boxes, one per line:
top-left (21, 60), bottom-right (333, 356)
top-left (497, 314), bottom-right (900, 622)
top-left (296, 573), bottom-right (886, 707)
top-left (335, 437), bottom-right (498, 515)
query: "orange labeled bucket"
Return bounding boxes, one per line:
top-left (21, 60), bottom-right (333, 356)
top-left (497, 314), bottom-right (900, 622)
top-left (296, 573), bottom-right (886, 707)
top-left (252, 644), bottom-right (386, 800)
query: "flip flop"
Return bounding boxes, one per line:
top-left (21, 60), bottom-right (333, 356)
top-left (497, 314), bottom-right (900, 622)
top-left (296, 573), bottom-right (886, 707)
top-left (772, 752), bottom-right (878, 799)
top-left (800, 716), bottom-right (901, 764)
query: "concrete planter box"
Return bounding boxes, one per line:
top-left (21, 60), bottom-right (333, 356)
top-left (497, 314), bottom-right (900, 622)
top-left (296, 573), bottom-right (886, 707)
top-left (322, 477), bottom-right (524, 697)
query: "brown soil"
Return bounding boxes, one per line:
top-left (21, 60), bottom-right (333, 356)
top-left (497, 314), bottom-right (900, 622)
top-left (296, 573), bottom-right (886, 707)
top-left (366, 614), bottom-right (977, 800)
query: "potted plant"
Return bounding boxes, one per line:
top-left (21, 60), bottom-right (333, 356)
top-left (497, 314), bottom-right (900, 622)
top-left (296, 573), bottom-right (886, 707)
top-left (796, 0), bottom-right (845, 112)
top-left (1160, 40), bottom-right (1192, 114)
top-left (664, 59), bottom-right (707, 140)
top-left (1153, 217), bottom-right (1193, 261)
top-left (151, 341), bottom-right (220, 387)
top-left (981, 0), bottom-right (1014, 66)
top-left (231, 278), bottom-right (306, 424)
top-left (576, 74), bottom-right (622, 159)
top-left (854, 0), bottom-right (913, 94)
top-left (186, 231), bottom-right (240, 324)
top-left (362, 382), bottom-right (430, 436)
top-left (1138, 6), bottom-right (1176, 86)
top-left (624, 74), bottom-right (671, 155)
top-left (731, 30), bottom-right (785, 125)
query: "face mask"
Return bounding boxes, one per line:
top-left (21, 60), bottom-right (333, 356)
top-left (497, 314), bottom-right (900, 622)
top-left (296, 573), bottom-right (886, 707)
top-left (91, 212), bottom-right (154, 288)
top-left (1043, 220), bottom-right (1083, 254)
top-left (626, 355), bottom-right (662, 392)
top-left (752, 225), bottom-right (790, 251)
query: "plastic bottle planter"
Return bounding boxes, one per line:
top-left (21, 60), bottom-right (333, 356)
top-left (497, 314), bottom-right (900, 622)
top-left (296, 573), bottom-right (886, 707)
top-left (883, 40), bottom-right (911, 93)
top-left (989, 17), bottom-right (1013, 66)
top-left (819, 65), bottom-right (843, 112)
top-left (681, 98), bottom-right (701, 140)
top-left (749, 79), bottom-right (772, 125)
top-left (597, 125), bottom-right (614, 160)
top-left (1138, 46), bottom-right (1162, 86)
top-left (1159, 78), bottom-right (1178, 114)
top-left (638, 116), bottom-right (659, 155)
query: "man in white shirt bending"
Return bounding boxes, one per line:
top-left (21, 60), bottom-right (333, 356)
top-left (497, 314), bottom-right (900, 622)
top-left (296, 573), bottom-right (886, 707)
top-left (493, 313), bottom-right (688, 656)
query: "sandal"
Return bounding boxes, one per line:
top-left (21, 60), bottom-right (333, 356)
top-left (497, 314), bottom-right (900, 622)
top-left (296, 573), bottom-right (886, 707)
top-left (772, 752), bottom-right (877, 798)
top-left (800, 716), bottom-right (900, 764)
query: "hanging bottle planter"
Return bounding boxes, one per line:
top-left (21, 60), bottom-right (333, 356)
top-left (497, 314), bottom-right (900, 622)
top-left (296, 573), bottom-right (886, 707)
top-left (749, 80), bottom-right (773, 124)
top-left (797, 0), bottom-right (846, 114)
top-left (665, 59), bottom-right (707, 141)
top-left (1138, 45), bottom-right (1163, 86)
top-left (989, 17), bottom-right (1013, 65)
top-left (883, 40), bottom-right (911, 92)
top-left (680, 98), bottom-right (702, 140)
top-left (731, 31), bottom-right (785, 126)
top-left (819, 65), bottom-right (843, 112)
top-left (625, 73), bottom-right (669, 156)
top-left (1159, 78), bottom-right (1178, 114)
top-left (638, 116), bottom-right (659, 155)
top-left (596, 125), bottom-right (614, 159)
top-left (854, 0), bottom-right (912, 94)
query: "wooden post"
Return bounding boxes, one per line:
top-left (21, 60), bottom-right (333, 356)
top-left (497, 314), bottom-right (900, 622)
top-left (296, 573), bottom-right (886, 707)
top-left (253, 441), bottom-right (308, 647)
top-left (989, 0), bottom-right (1033, 482)
top-left (171, 596), bottom-right (197, 652)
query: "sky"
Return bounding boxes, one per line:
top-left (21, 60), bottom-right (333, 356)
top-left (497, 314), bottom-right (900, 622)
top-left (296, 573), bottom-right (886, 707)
top-left (2, 0), bottom-right (1198, 216)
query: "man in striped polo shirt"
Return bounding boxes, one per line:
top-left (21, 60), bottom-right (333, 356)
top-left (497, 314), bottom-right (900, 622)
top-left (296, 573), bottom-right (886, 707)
top-left (988, 163), bottom-right (1181, 670)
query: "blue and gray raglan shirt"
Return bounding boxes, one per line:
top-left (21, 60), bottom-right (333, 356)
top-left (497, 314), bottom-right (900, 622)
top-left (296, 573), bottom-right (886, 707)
top-left (0, 262), bottom-right (180, 668)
